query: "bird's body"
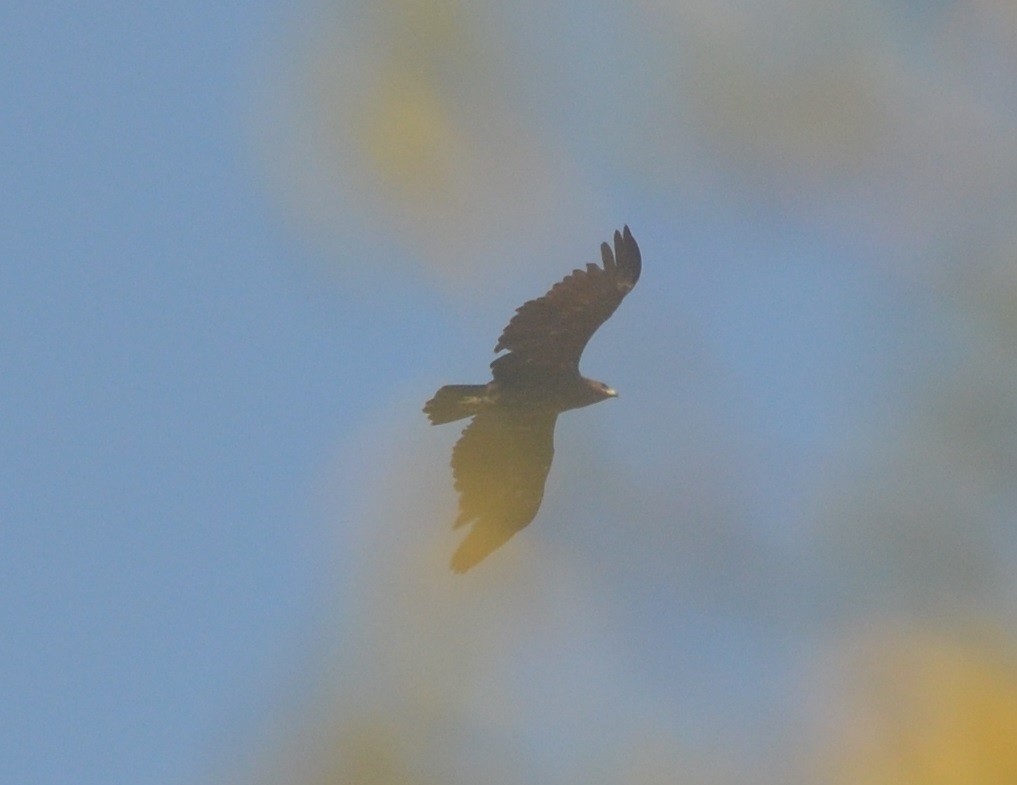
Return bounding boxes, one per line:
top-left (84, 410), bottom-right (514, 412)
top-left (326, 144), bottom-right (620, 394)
top-left (425, 226), bottom-right (641, 572)
top-left (424, 374), bottom-right (615, 425)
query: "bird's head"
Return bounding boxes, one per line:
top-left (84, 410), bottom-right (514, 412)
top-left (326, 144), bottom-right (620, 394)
top-left (584, 378), bottom-right (618, 403)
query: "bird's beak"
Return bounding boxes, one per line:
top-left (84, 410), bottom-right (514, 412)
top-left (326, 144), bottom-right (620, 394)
top-left (605, 387), bottom-right (618, 398)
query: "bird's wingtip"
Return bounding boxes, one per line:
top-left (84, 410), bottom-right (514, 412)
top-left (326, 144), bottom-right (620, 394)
top-left (617, 224), bottom-right (641, 285)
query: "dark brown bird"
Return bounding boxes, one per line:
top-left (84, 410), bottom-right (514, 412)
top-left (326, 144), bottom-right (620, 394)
top-left (424, 226), bottom-right (641, 572)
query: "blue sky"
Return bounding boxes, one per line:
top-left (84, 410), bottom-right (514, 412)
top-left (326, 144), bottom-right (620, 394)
top-left (6, 3), bottom-right (1017, 784)
top-left (4, 5), bottom-right (349, 782)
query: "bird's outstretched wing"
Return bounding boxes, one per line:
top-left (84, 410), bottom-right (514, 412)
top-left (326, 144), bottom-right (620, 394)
top-left (491, 226), bottom-right (641, 381)
top-left (449, 408), bottom-right (558, 572)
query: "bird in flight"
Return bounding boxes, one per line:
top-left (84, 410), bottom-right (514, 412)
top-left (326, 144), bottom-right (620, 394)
top-left (424, 226), bottom-right (642, 572)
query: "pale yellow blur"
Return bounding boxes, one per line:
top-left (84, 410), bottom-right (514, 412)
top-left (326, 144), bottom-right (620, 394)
top-left (811, 622), bottom-right (1017, 785)
top-left (255, 0), bottom-right (1017, 284)
top-left (254, 0), bottom-right (584, 284)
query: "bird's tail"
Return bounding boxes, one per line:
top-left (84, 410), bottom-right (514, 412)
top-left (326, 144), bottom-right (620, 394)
top-left (423, 384), bottom-right (487, 425)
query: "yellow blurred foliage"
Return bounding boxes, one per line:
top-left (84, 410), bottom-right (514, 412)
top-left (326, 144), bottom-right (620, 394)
top-left (256, 1), bottom-right (596, 282)
top-left (356, 69), bottom-right (465, 210)
top-left (819, 624), bottom-right (1017, 785)
top-left (352, 0), bottom-right (476, 216)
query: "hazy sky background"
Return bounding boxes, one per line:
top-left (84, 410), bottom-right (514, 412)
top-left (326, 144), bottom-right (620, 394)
top-left (6, 2), bottom-right (1017, 784)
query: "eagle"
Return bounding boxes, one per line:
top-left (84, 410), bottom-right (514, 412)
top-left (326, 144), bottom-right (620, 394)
top-left (424, 226), bottom-right (642, 572)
